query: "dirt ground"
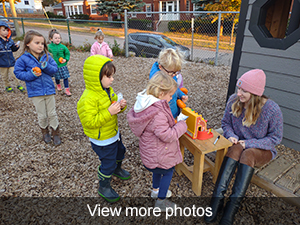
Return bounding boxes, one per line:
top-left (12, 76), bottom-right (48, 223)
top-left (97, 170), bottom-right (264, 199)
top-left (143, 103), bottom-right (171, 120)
top-left (0, 51), bottom-right (299, 224)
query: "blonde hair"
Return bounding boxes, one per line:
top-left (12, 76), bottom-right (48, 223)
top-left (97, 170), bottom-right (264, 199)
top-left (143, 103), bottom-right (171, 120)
top-left (158, 48), bottom-right (184, 72)
top-left (94, 30), bottom-right (104, 40)
top-left (146, 71), bottom-right (177, 98)
top-left (19, 30), bottom-right (49, 60)
top-left (231, 94), bottom-right (267, 127)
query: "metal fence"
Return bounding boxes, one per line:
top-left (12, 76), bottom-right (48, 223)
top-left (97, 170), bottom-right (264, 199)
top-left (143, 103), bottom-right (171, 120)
top-left (4, 10), bottom-right (239, 66)
top-left (4, 16), bottom-right (124, 48)
top-left (124, 10), bottom-right (239, 66)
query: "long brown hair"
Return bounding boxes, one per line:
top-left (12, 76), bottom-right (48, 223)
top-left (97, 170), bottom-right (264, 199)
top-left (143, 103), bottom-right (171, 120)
top-left (19, 30), bottom-right (49, 60)
top-left (231, 94), bottom-right (267, 127)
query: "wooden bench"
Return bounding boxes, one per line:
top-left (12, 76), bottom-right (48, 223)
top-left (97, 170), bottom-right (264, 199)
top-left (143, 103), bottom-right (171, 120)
top-left (175, 129), bottom-right (232, 196)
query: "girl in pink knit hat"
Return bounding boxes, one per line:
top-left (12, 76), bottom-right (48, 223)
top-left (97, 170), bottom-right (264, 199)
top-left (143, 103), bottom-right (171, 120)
top-left (205, 69), bottom-right (283, 225)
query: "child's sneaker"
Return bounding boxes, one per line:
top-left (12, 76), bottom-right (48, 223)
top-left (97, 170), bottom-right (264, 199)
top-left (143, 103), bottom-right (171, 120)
top-left (155, 199), bottom-right (176, 212)
top-left (65, 88), bottom-right (71, 96)
top-left (5, 86), bottom-right (13, 92)
top-left (57, 84), bottom-right (62, 91)
top-left (151, 189), bottom-right (172, 199)
top-left (17, 85), bottom-right (26, 92)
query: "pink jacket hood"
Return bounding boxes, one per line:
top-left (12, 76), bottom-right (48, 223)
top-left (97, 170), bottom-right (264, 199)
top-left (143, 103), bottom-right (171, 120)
top-left (127, 91), bottom-right (187, 169)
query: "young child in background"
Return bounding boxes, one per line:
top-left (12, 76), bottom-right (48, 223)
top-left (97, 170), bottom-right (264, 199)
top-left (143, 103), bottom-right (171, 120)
top-left (149, 48), bottom-right (188, 119)
top-left (48, 29), bottom-right (71, 96)
top-left (0, 21), bottom-right (25, 93)
top-left (14, 30), bottom-right (61, 146)
top-left (77, 55), bottom-right (130, 203)
top-left (127, 71), bottom-right (187, 211)
top-left (90, 29), bottom-right (113, 58)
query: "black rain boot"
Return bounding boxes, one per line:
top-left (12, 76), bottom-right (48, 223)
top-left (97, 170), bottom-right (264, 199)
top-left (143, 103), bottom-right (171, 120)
top-left (219, 163), bottom-right (255, 225)
top-left (113, 160), bottom-right (131, 180)
top-left (98, 173), bottom-right (120, 203)
top-left (204, 157), bottom-right (239, 223)
top-left (41, 127), bottom-right (51, 144)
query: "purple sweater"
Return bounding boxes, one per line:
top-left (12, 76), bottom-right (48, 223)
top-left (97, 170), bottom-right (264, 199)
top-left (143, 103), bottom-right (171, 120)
top-left (221, 94), bottom-right (283, 159)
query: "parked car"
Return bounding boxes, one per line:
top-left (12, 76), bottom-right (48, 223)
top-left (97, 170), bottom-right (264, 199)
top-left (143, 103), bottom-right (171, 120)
top-left (0, 16), bottom-right (16, 37)
top-left (126, 32), bottom-right (190, 60)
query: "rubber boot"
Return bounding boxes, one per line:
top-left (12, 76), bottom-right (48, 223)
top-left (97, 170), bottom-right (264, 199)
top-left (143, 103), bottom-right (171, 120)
top-left (57, 84), bottom-right (62, 91)
top-left (219, 163), bottom-right (255, 225)
top-left (204, 157), bottom-right (239, 223)
top-left (51, 126), bottom-right (62, 146)
top-left (41, 127), bottom-right (51, 144)
top-left (113, 160), bottom-right (131, 180)
top-left (98, 172), bottom-right (120, 203)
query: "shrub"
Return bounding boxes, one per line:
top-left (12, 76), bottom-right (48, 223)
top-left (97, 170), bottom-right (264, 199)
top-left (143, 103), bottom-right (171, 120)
top-left (108, 40), bottom-right (125, 56)
top-left (70, 14), bottom-right (90, 21)
top-left (45, 11), bottom-right (66, 19)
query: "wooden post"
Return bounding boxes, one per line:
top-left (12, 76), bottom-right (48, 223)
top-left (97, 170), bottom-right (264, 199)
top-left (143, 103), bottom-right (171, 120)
top-left (8, 0), bottom-right (21, 37)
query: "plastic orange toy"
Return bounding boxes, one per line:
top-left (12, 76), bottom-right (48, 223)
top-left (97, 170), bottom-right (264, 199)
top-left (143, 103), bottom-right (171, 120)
top-left (59, 57), bottom-right (64, 63)
top-left (177, 99), bottom-right (186, 109)
top-left (32, 67), bottom-right (41, 74)
top-left (180, 87), bottom-right (188, 95)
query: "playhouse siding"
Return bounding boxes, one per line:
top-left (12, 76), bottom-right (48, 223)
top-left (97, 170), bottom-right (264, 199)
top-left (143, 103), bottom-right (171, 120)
top-left (235, 1), bottom-right (300, 151)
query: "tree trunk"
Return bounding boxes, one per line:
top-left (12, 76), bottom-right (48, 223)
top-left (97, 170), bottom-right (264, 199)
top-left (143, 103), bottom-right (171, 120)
top-left (230, 21), bottom-right (236, 46)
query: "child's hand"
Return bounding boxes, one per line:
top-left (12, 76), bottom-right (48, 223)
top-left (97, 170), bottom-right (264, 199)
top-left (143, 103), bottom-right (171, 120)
top-left (228, 137), bottom-right (238, 144)
top-left (119, 99), bottom-right (127, 109)
top-left (62, 59), bottom-right (67, 63)
top-left (181, 95), bottom-right (188, 103)
top-left (108, 102), bottom-right (121, 115)
top-left (32, 67), bottom-right (42, 77)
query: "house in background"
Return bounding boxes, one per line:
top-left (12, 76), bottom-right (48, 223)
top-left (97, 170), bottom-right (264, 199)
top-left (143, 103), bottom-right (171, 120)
top-left (228, 0), bottom-right (300, 151)
top-left (57, 0), bottom-right (195, 22)
top-left (59, 0), bottom-right (107, 20)
top-left (3, 0), bottom-right (43, 13)
top-left (52, 3), bottom-right (63, 16)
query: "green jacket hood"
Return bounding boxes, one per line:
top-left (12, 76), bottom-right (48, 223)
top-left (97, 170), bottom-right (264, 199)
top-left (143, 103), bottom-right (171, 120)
top-left (83, 55), bottom-right (112, 92)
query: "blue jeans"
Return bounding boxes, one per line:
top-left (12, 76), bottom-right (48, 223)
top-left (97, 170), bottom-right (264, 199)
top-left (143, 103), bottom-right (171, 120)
top-left (91, 137), bottom-right (126, 176)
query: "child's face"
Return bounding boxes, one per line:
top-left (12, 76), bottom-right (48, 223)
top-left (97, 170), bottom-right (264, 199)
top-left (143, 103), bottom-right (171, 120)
top-left (101, 74), bottom-right (114, 89)
top-left (96, 36), bottom-right (104, 44)
top-left (0, 26), bottom-right (9, 39)
top-left (27, 36), bottom-right (45, 56)
top-left (160, 64), bottom-right (180, 78)
top-left (159, 89), bottom-right (175, 102)
top-left (51, 33), bottom-right (61, 44)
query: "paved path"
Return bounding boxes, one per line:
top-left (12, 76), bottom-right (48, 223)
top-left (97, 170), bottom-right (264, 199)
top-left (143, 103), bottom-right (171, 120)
top-left (24, 26), bottom-right (233, 66)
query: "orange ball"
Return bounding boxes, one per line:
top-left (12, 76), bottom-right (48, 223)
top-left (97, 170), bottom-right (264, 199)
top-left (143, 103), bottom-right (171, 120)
top-left (32, 67), bottom-right (41, 73)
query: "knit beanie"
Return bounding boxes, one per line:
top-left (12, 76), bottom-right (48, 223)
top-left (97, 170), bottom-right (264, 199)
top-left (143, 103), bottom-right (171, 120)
top-left (236, 69), bottom-right (266, 96)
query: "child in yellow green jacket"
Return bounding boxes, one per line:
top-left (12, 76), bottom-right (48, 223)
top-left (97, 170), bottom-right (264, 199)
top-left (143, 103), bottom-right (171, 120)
top-left (48, 29), bottom-right (71, 96)
top-left (77, 55), bottom-right (130, 202)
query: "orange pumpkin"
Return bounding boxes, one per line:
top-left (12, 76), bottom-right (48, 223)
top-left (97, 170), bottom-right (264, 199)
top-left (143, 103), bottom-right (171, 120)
top-left (177, 99), bottom-right (186, 109)
top-left (32, 67), bottom-right (41, 74)
top-left (180, 87), bottom-right (188, 95)
top-left (111, 101), bottom-right (117, 104)
top-left (59, 57), bottom-right (64, 63)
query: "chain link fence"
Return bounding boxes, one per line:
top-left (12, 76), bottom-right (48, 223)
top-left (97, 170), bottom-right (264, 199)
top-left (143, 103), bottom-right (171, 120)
top-left (124, 10), bottom-right (239, 66)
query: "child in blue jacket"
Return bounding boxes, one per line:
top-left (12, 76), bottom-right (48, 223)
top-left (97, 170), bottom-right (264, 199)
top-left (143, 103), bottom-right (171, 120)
top-left (14, 30), bottom-right (61, 146)
top-left (149, 48), bottom-right (188, 119)
top-left (0, 21), bottom-right (25, 92)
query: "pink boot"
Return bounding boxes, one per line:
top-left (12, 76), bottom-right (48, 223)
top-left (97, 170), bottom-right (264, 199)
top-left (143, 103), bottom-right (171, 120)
top-left (57, 84), bottom-right (62, 91)
top-left (65, 88), bottom-right (71, 96)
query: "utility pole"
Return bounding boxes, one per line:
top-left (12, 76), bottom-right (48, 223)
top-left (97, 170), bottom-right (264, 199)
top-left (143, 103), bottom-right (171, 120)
top-left (8, 0), bottom-right (21, 37)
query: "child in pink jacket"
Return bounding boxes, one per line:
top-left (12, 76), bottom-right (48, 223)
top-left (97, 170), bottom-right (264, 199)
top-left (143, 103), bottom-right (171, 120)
top-left (90, 29), bottom-right (113, 58)
top-left (127, 71), bottom-right (187, 212)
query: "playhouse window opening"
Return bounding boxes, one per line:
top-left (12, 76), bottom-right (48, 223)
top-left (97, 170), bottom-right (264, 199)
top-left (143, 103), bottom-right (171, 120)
top-left (263, 0), bottom-right (293, 39)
